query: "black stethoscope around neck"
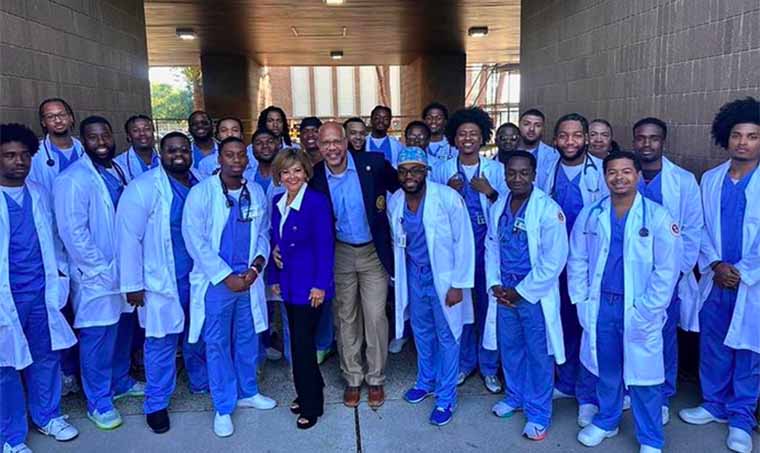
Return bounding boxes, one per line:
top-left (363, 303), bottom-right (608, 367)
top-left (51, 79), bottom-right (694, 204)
top-left (583, 195), bottom-right (650, 238)
top-left (43, 135), bottom-right (81, 167)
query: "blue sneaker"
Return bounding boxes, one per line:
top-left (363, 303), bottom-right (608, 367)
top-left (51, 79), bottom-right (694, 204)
top-left (403, 387), bottom-right (433, 404)
top-left (429, 405), bottom-right (454, 426)
top-left (491, 400), bottom-right (519, 418)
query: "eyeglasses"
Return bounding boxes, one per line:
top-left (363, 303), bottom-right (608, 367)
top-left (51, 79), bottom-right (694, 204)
top-left (42, 112), bottom-right (70, 122)
top-left (397, 167), bottom-right (428, 177)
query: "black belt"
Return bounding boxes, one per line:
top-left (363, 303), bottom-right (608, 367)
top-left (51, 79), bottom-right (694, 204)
top-left (337, 240), bottom-right (373, 248)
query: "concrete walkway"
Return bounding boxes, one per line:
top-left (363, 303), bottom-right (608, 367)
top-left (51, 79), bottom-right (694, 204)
top-left (28, 347), bottom-right (756, 452)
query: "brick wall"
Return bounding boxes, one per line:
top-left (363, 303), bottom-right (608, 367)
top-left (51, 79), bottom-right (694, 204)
top-left (520, 0), bottom-right (760, 175)
top-left (1, 0), bottom-right (151, 148)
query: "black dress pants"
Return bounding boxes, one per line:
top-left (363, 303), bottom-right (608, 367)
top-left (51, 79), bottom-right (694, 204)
top-left (286, 302), bottom-right (325, 418)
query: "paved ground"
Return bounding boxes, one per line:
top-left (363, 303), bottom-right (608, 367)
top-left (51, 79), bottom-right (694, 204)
top-left (28, 346), bottom-right (758, 452)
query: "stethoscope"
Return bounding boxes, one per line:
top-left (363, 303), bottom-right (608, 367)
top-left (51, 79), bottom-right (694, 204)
top-left (42, 135), bottom-right (82, 167)
top-left (549, 152), bottom-right (601, 197)
top-left (583, 195), bottom-right (650, 238)
top-left (219, 173), bottom-right (253, 223)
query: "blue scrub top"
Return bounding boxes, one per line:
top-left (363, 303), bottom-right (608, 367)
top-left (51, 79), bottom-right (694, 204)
top-left (601, 208), bottom-right (628, 295)
top-left (498, 194), bottom-right (531, 288)
top-left (720, 168), bottom-right (756, 264)
top-left (403, 197), bottom-right (430, 269)
top-left (638, 172), bottom-right (663, 205)
top-left (192, 142), bottom-right (218, 169)
top-left (553, 166), bottom-right (584, 234)
top-left (168, 174), bottom-right (197, 280)
top-left (427, 138), bottom-right (456, 161)
top-left (368, 136), bottom-right (393, 162)
top-left (254, 171), bottom-right (272, 193)
top-left (327, 153), bottom-right (372, 244)
top-left (457, 162), bottom-right (488, 265)
top-left (50, 141), bottom-right (80, 172)
top-left (4, 188), bottom-right (45, 302)
top-left (95, 164), bottom-right (125, 208)
top-left (219, 189), bottom-right (252, 274)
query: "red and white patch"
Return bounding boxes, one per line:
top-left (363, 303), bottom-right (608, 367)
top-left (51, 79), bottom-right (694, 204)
top-left (671, 223), bottom-right (680, 236)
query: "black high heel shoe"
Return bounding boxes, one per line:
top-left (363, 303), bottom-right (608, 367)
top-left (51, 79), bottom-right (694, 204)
top-left (296, 415), bottom-right (318, 430)
top-left (289, 399), bottom-right (301, 415)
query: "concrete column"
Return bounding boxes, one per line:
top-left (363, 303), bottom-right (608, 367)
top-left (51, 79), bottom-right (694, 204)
top-left (401, 53), bottom-right (466, 117)
top-left (200, 53), bottom-right (261, 133)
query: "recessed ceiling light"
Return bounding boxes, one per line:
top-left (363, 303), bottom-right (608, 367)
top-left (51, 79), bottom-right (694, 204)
top-left (176, 28), bottom-right (197, 40)
top-left (330, 50), bottom-right (344, 60)
top-left (324, 0), bottom-right (345, 5)
top-left (468, 26), bottom-right (489, 38)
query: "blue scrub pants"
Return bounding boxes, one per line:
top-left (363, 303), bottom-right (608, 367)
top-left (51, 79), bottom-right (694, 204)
top-left (662, 289), bottom-right (680, 407)
top-left (556, 270), bottom-right (597, 404)
top-left (497, 294), bottom-right (554, 427)
top-left (699, 286), bottom-right (760, 434)
top-left (144, 279), bottom-right (208, 414)
top-left (79, 311), bottom-right (135, 414)
top-left (0, 289), bottom-right (61, 447)
top-left (408, 262), bottom-right (459, 409)
top-left (59, 301), bottom-right (79, 378)
top-left (203, 282), bottom-right (259, 415)
top-left (459, 259), bottom-right (499, 377)
top-left (593, 292), bottom-right (663, 449)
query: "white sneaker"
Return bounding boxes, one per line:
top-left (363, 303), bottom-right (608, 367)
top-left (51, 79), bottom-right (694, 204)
top-left (456, 371), bottom-right (469, 386)
top-left (577, 404), bottom-right (599, 428)
top-left (61, 374), bottom-right (80, 396)
top-left (483, 375), bottom-right (502, 394)
top-left (213, 413), bottom-right (234, 437)
top-left (639, 445), bottom-right (662, 453)
top-left (37, 415), bottom-right (78, 441)
top-left (491, 400), bottom-right (519, 418)
top-left (577, 424), bottom-right (619, 447)
top-left (3, 443), bottom-right (32, 453)
top-left (389, 337), bottom-right (408, 354)
top-left (237, 393), bottom-right (277, 410)
top-left (623, 394), bottom-right (631, 411)
top-left (726, 427), bottom-right (753, 453)
top-left (552, 388), bottom-right (573, 400)
top-left (114, 381), bottom-right (146, 400)
top-left (678, 406), bottom-right (728, 425)
top-left (661, 406), bottom-right (670, 425)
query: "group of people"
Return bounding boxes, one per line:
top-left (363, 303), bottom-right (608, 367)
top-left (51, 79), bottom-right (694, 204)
top-left (1, 94), bottom-right (758, 453)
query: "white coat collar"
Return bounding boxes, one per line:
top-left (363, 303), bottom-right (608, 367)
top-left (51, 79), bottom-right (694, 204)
top-left (276, 182), bottom-right (307, 215)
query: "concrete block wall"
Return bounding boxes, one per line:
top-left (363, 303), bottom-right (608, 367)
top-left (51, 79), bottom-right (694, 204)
top-left (520, 0), bottom-right (760, 175)
top-left (1, 0), bottom-right (151, 148)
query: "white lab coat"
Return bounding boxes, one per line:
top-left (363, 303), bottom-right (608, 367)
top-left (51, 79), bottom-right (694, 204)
top-left (568, 193), bottom-right (680, 385)
top-left (429, 155), bottom-right (509, 217)
top-left (697, 160), bottom-right (760, 353)
top-left (657, 156), bottom-right (704, 331)
top-left (53, 154), bottom-right (130, 328)
top-left (540, 153), bottom-right (608, 206)
top-left (182, 175), bottom-right (270, 344)
top-left (481, 187), bottom-right (568, 364)
top-left (28, 136), bottom-right (85, 193)
top-left (388, 182), bottom-right (475, 340)
top-left (532, 141), bottom-right (560, 191)
top-left (115, 166), bottom-right (199, 339)
top-left (114, 147), bottom-right (158, 182)
top-left (0, 182), bottom-right (77, 370)
top-left (365, 135), bottom-right (403, 168)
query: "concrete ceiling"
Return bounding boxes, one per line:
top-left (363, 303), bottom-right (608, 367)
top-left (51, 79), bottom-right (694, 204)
top-left (145, 0), bottom-right (521, 67)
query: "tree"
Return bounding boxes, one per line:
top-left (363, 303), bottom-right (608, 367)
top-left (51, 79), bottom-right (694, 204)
top-left (150, 82), bottom-right (193, 119)
top-left (181, 66), bottom-right (204, 111)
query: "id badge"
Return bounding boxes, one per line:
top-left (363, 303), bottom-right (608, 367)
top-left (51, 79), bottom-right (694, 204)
top-left (476, 213), bottom-right (487, 225)
top-left (397, 233), bottom-right (407, 248)
top-left (514, 218), bottom-right (527, 231)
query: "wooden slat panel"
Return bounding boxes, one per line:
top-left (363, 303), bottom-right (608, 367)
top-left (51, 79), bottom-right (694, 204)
top-left (145, 0), bottom-right (520, 66)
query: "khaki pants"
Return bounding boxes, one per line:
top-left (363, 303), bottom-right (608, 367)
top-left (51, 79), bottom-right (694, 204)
top-left (333, 242), bottom-right (389, 387)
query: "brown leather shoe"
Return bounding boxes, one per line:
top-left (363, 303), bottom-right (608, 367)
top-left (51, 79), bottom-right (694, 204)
top-left (367, 385), bottom-right (385, 409)
top-left (343, 386), bottom-right (360, 408)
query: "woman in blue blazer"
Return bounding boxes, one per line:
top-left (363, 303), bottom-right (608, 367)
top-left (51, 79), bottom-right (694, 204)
top-left (269, 148), bottom-right (335, 429)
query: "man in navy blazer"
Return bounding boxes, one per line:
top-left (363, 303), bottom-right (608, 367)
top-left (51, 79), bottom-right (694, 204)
top-left (309, 122), bottom-right (399, 409)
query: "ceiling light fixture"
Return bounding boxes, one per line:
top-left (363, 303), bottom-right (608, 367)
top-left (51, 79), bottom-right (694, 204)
top-left (176, 28), bottom-right (197, 40)
top-left (324, 0), bottom-right (345, 5)
top-left (468, 26), bottom-right (489, 38)
top-left (330, 50), bottom-right (344, 60)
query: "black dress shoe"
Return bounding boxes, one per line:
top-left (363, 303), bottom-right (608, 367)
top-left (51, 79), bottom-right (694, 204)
top-left (147, 409), bottom-right (170, 434)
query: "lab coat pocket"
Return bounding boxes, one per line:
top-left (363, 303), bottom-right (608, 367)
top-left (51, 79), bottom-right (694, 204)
top-left (630, 304), bottom-right (660, 343)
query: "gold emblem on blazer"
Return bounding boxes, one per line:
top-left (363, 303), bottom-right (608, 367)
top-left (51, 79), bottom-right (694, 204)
top-left (376, 195), bottom-right (386, 211)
